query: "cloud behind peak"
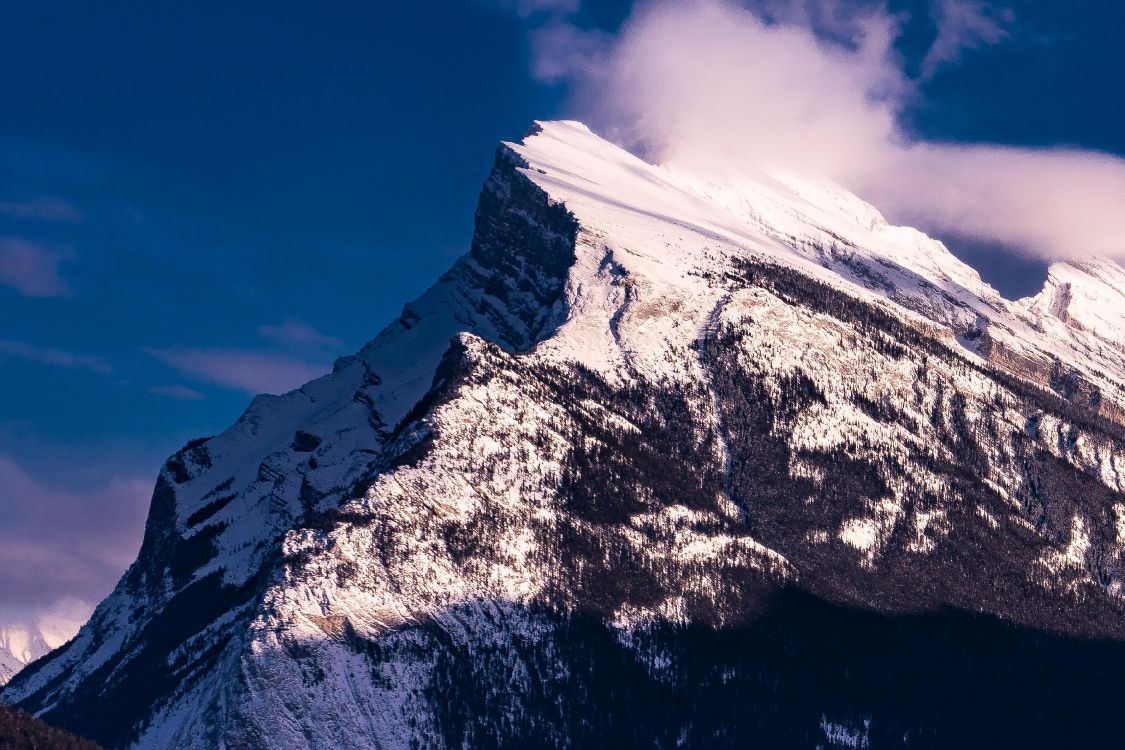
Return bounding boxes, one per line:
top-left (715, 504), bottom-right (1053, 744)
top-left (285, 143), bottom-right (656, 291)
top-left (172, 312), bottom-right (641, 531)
top-left (530, 0), bottom-right (1125, 262)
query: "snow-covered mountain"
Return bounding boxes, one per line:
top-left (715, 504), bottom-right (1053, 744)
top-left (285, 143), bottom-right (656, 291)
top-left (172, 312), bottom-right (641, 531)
top-left (0, 627), bottom-right (50, 687)
top-left (5, 121), bottom-right (1125, 748)
top-left (0, 615), bottom-right (84, 687)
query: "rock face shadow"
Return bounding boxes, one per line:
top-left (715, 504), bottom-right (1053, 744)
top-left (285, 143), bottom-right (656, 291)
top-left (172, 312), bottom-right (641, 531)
top-left (331, 590), bottom-right (1125, 749)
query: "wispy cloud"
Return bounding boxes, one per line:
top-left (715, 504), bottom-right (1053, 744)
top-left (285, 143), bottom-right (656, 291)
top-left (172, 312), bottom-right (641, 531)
top-left (147, 384), bottom-right (206, 401)
top-left (529, 22), bottom-right (613, 83)
top-left (146, 319), bottom-right (345, 395)
top-left (0, 237), bottom-right (73, 297)
top-left (0, 339), bottom-right (113, 375)
top-left (922, 0), bottom-right (1014, 79)
top-left (530, 0), bottom-right (1125, 262)
top-left (257, 318), bottom-right (345, 354)
top-left (0, 197), bottom-right (83, 223)
top-left (32, 597), bottom-right (95, 650)
top-left (145, 348), bottom-right (327, 395)
top-left (488, 0), bottom-right (580, 18)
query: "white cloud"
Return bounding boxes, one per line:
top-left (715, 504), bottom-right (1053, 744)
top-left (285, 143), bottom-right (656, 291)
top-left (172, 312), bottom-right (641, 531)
top-left (534, 0), bottom-right (1125, 261)
top-left (560, 1), bottom-right (903, 177)
top-left (0, 237), bottom-right (73, 297)
top-left (34, 597), bottom-right (95, 650)
top-left (867, 143), bottom-right (1125, 259)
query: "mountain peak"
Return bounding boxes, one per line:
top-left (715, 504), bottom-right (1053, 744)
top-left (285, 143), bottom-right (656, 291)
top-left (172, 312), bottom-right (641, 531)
top-left (5, 120), bottom-right (1125, 748)
top-left (515, 122), bottom-right (1125, 410)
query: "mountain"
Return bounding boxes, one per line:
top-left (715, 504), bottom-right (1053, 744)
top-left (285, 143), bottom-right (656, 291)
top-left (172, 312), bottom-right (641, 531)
top-left (0, 627), bottom-right (48, 687)
top-left (5, 120), bottom-right (1125, 749)
top-left (0, 619), bottom-right (81, 687)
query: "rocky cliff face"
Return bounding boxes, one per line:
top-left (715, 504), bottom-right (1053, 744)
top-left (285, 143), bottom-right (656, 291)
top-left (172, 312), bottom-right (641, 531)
top-left (5, 121), bottom-right (1125, 749)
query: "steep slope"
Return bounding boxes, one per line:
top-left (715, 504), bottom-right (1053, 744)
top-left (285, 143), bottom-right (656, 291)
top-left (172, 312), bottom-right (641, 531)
top-left (1, 137), bottom-right (579, 746)
top-left (5, 121), bottom-right (1125, 749)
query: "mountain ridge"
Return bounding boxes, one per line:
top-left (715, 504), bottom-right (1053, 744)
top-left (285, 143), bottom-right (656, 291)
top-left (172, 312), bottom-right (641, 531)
top-left (4, 120), bottom-right (1125, 748)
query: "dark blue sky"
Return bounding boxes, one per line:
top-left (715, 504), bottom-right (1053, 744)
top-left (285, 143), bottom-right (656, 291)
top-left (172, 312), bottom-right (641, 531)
top-left (1, 1), bottom-right (560, 488)
top-left (0, 0), bottom-right (1123, 618)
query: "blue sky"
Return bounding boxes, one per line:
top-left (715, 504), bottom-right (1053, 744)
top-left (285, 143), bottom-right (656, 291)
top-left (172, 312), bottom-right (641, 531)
top-left (1, 0), bottom-right (1122, 623)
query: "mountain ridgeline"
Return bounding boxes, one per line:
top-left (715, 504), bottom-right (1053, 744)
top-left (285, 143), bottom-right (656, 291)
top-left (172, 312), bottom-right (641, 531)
top-left (5, 121), bottom-right (1125, 749)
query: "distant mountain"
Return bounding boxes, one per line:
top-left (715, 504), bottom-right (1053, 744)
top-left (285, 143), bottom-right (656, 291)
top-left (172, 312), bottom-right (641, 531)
top-left (0, 631), bottom-right (44, 687)
top-left (5, 121), bottom-right (1125, 748)
top-left (0, 703), bottom-right (103, 749)
top-left (0, 621), bottom-right (73, 687)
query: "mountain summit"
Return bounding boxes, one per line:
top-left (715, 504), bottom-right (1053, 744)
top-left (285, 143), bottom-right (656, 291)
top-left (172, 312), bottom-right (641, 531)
top-left (5, 121), bottom-right (1125, 748)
